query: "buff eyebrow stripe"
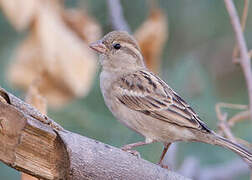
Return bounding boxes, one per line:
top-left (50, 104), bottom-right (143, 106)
top-left (122, 46), bottom-right (139, 59)
top-left (117, 38), bottom-right (139, 50)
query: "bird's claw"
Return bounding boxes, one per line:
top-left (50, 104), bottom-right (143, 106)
top-left (121, 147), bottom-right (141, 158)
top-left (159, 164), bottom-right (169, 169)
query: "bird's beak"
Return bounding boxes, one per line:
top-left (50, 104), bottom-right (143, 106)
top-left (89, 40), bottom-right (107, 54)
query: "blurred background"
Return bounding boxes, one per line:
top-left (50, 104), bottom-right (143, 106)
top-left (0, 0), bottom-right (252, 179)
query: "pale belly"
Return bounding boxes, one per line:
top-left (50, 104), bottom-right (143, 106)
top-left (103, 91), bottom-right (196, 143)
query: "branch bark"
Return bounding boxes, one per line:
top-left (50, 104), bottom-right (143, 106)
top-left (0, 87), bottom-right (188, 180)
top-left (224, 0), bottom-right (252, 120)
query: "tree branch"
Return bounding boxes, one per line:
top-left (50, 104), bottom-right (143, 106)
top-left (232, 0), bottom-right (250, 63)
top-left (224, 0), bottom-right (252, 120)
top-left (106, 0), bottom-right (131, 32)
top-left (0, 87), bottom-right (188, 180)
top-left (228, 110), bottom-right (250, 126)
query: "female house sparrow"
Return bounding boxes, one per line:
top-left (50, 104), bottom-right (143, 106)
top-left (89, 31), bottom-right (252, 167)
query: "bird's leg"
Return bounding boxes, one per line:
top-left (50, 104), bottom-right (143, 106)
top-left (121, 140), bottom-right (154, 158)
top-left (158, 143), bottom-right (171, 169)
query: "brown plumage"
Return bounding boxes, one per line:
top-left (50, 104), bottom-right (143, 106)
top-left (89, 31), bottom-right (252, 168)
top-left (115, 70), bottom-right (210, 131)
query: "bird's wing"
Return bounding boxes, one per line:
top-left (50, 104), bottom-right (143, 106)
top-left (113, 69), bottom-right (210, 132)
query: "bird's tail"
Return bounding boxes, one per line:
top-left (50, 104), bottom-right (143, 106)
top-left (213, 134), bottom-right (252, 168)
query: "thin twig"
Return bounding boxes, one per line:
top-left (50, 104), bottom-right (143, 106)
top-left (215, 103), bottom-right (247, 142)
top-left (233, 0), bottom-right (250, 63)
top-left (236, 137), bottom-right (252, 150)
top-left (216, 102), bottom-right (248, 111)
top-left (228, 110), bottom-right (250, 126)
top-left (106, 0), bottom-right (131, 32)
top-left (215, 103), bottom-right (249, 127)
top-left (218, 123), bottom-right (237, 142)
top-left (224, 0), bottom-right (252, 121)
top-left (215, 103), bottom-right (252, 148)
top-left (240, 0), bottom-right (250, 33)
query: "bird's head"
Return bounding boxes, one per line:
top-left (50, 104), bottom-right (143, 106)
top-left (89, 31), bottom-right (145, 71)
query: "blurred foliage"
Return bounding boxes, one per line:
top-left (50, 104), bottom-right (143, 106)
top-left (0, 0), bottom-right (252, 179)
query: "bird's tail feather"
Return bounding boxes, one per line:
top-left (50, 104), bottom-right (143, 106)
top-left (214, 134), bottom-right (252, 168)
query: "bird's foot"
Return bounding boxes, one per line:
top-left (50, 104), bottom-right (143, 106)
top-left (121, 146), bottom-right (141, 158)
top-left (123, 149), bottom-right (141, 158)
top-left (158, 163), bottom-right (169, 169)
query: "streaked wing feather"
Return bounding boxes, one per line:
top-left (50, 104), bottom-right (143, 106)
top-left (114, 70), bottom-right (210, 132)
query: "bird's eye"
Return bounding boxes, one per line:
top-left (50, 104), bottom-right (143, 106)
top-left (113, 43), bottom-right (121, 50)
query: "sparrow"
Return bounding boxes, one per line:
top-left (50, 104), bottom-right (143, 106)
top-left (89, 31), bottom-right (252, 168)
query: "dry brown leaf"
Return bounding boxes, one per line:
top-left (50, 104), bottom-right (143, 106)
top-left (8, 34), bottom-right (43, 89)
top-left (37, 71), bottom-right (74, 107)
top-left (35, 3), bottom-right (98, 97)
top-left (0, 0), bottom-right (39, 30)
top-left (7, 1), bottom-right (99, 108)
top-left (62, 9), bottom-right (102, 44)
top-left (134, 8), bottom-right (168, 73)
